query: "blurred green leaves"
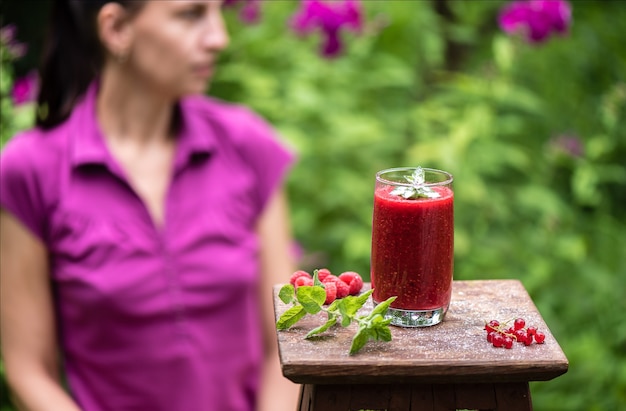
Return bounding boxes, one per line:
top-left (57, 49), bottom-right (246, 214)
top-left (1, 1), bottom-right (624, 409)
top-left (213, 2), bottom-right (625, 409)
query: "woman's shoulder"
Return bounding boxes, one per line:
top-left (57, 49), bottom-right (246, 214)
top-left (0, 125), bottom-right (70, 240)
top-left (1, 124), bottom-right (70, 179)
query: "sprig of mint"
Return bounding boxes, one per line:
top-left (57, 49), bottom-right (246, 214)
top-left (276, 271), bottom-right (397, 355)
top-left (390, 166), bottom-right (441, 200)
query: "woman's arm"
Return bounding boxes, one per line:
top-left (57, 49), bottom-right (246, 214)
top-left (0, 210), bottom-right (82, 411)
top-left (255, 189), bottom-right (301, 411)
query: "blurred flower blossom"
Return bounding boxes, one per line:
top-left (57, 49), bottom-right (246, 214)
top-left (0, 24), bottom-right (17, 43)
top-left (290, 0), bottom-right (363, 58)
top-left (223, 0), bottom-right (262, 24)
top-left (548, 134), bottom-right (584, 159)
top-left (1, 24), bottom-right (28, 59)
top-left (499, 0), bottom-right (572, 43)
top-left (11, 70), bottom-right (39, 106)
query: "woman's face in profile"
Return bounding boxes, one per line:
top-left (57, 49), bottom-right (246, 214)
top-left (125, 0), bottom-right (229, 97)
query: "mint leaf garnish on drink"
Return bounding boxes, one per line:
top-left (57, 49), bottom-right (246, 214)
top-left (276, 270), bottom-right (397, 355)
top-left (390, 166), bottom-right (441, 200)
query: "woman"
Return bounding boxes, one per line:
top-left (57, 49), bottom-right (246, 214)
top-left (0, 1), bottom-right (299, 410)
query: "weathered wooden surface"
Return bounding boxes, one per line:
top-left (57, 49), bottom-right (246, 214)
top-left (273, 280), bottom-right (568, 385)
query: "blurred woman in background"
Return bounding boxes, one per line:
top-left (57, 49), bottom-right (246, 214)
top-left (0, 1), bottom-right (299, 410)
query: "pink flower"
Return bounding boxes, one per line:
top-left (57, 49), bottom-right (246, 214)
top-left (11, 71), bottom-right (39, 106)
top-left (0, 24), bottom-right (17, 44)
top-left (499, 0), bottom-right (572, 43)
top-left (1, 24), bottom-right (28, 59)
top-left (548, 134), bottom-right (584, 159)
top-left (223, 0), bottom-right (262, 24)
top-left (290, 0), bottom-right (363, 58)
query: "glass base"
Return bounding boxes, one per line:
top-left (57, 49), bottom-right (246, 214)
top-left (377, 304), bottom-right (447, 327)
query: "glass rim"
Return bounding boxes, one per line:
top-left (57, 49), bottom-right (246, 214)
top-left (376, 166), bottom-right (454, 187)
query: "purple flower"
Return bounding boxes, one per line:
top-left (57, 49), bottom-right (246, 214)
top-left (223, 0), bottom-right (262, 24)
top-left (290, 0), bottom-right (363, 58)
top-left (1, 24), bottom-right (28, 58)
top-left (548, 134), bottom-right (584, 159)
top-left (0, 24), bottom-right (17, 44)
top-left (240, 0), bottom-right (261, 24)
top-left (499, 0), bottom-right (572, 43)
top-left (11, 71), bottom-right (39, 106)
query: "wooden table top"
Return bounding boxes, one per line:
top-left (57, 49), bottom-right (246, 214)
top-left (273, 279), bottom-right (569, 385)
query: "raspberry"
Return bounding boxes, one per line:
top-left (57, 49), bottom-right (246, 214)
top-left (316, 268), bottom-right (331, 282)
top-left (338, 271), bottom-right (364, 295)
top-left (323, 281), bottom-right (337, 305)
top-left (294, 276), bottom-right (314, 288)
top-left (335, 280), bottom-right (350, 299)
top-left (290, 270), bottom-right (311, 286)
top-left (323, 275), bottom-right (350, 299)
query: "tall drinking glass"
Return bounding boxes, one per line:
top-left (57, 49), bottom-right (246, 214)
top-left (371, 167), bottom-right (454, 327)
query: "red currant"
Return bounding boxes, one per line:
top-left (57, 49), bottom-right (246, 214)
top-left (503, 336), bottom-right (514, 349)
top-left (483, 317), bottom-right (544, 349)
top-left (523, 333), bottom-right (533, 346)
top-left (514, 318), bottom-right (526, 330)
top-left (513, 329), bottom-right (526, 342)
top-left (493, 333), bottom-right (505, 348)
top-left (534, 331), bottom-right (546, 344)
top-left (485, 320), bottom-right (500, 333)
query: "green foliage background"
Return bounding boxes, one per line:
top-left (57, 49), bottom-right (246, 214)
top-left (211, 1), bottom-right (626, 409)
top-left (2, 1), bottom-right (625, 410)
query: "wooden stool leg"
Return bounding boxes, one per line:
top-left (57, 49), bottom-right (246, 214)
top-left (493, 382), bottom-right (533, 411)
top-left (349, 384), bottom-right (390, 410)
top-left (297, 384), bottom-right (312, 411)
top-left (297, 381), bottom-right (533, 411)
top-left (453, 383), bottom-right (497, 410)
top-left (430, 382), bottom-right (532, 411)
top-left (349, 384), bottom-right (411, 411)
top-left (410, 384), bottom-right (434, 410)
top-left (432, 384), bottom-right (456, 410)
top-left (299, 384), bottom-right (413, 411)
top-left (299, 384), bottom-right (351, 411)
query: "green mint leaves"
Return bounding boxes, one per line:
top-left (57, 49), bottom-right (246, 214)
top-left (276, 272), bottom-right (397, 355)
top-left (390, 166), bottom-right (441, 200)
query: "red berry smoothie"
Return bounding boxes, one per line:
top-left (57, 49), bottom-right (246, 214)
top-left (371, 184), bottom-right (454, 312)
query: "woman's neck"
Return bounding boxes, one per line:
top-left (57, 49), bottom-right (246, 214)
top-left (97, 66), bottom-right (176, 146)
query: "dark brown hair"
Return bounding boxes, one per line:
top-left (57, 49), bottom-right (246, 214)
top-left (36, 0), bottom-right (144, 129)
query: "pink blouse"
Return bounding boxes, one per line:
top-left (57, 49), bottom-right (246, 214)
top-left (0, 82), bottom-right (294, 411)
